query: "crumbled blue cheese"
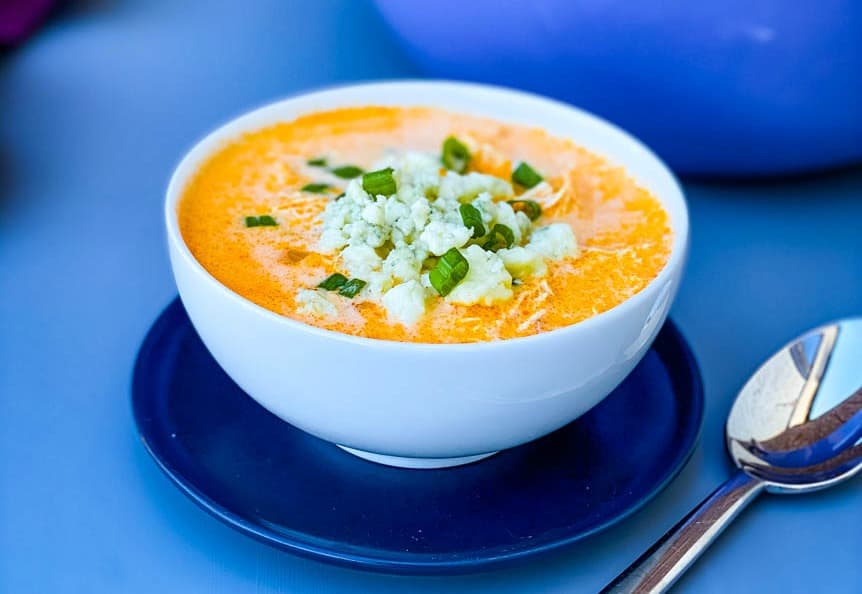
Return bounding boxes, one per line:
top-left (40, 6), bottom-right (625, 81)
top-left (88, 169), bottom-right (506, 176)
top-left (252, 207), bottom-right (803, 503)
top-left (498, 246), bottom-right (548, 279)
top-left (340, 245), bottom-right (382, 289)
top-left (296, 289), bottom-right (337, 317)
top-left (311, 151), bottom-right (578, 325)
top-left (446, 245), bottom-right (513, 305)
top-left (438, 171), bottom-right (513, 203)
top-left (419, 220), bottom-right (473, 256)
top-left (382, 245), bottom-right (423, 284)
top-left (382, 280), bottom-right (427, 325)
top-left (471, 193), bottom-right (532, 245)
top-left (528, 223), bottom-right (579, 260)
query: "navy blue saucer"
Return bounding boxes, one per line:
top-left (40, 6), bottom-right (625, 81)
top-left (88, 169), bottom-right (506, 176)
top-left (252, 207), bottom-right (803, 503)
top-left (132, 298), bottom-right (703, 575)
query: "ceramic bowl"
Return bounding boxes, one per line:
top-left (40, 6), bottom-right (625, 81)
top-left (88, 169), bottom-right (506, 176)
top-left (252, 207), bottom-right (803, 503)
top-left (165, 81), bottom-right (689, 468)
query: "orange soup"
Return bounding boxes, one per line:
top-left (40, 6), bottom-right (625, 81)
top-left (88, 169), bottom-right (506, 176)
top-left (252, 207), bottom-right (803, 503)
top-left (178, 106), bottom-right (671, 343)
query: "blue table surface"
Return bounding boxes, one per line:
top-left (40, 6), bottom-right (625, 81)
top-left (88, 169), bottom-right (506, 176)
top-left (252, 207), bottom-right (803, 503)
top-left (1, 1), bottom-right (860, 592)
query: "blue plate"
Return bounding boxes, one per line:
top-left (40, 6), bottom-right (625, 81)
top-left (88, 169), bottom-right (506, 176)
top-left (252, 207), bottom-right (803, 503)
top-left (132, 298), bottom-right (703, 575)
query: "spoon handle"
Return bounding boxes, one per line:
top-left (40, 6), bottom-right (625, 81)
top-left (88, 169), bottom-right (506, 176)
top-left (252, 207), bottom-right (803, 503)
top-left (601, 471), bottom-right (764, 593)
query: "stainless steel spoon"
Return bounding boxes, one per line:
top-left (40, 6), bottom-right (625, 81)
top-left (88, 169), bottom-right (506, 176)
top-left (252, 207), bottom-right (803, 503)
top-left (602, 318), bottom-right (862, 593)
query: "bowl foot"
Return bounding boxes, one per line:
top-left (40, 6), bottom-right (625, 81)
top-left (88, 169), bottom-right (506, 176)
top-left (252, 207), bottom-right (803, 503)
top-left (336, 445), bottom-right (498, 469)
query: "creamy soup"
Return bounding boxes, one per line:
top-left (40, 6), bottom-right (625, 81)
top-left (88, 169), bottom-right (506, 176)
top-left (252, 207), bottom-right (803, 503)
top-left (178, 107), bottom-right (671, 343)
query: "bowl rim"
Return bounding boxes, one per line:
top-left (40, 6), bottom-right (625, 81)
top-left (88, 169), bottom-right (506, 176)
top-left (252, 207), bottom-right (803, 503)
top-left (164, 79), bottom-right (689, 351)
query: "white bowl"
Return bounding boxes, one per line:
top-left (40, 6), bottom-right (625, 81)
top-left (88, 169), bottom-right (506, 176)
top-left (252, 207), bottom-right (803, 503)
top-left (165, 81), bottom-right (689, 469)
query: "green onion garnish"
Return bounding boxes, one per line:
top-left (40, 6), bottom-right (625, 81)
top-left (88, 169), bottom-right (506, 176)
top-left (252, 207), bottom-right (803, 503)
top-left (331, 165), bottom-right (364, 179)
top-left (508, 199), bottom-right (542, 221)
top-left (429, 247), bottom-right (469, 297)
top-left (362, 167), bottom-right (396, 196)
top-left (307, 157), bottom-right (327, 167)
top-left (245, 215), bottom-right (278, 227)
top-left (483, 224), bottom-right (515, 251)
top-left (338, 278), bottom-right (367, 298)
top-left (318, 273), bottom-right (365, 297)
top-left (335, 192), bottom-right (346, 200)
top-left (459, 203), bottom-right (485, 238)
top-left (512, 162), bottom-right (543, 189)
top-left (442, 136), bottom-right (471, 173)
top-left (301, 183), bottom-right (331, 193)
top-left (317, 273), bottom-right (348, 291)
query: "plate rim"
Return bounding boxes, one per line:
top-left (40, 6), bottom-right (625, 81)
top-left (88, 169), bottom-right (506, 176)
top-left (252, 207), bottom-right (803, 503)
top-left (132, 297), bottom-right (704, 575)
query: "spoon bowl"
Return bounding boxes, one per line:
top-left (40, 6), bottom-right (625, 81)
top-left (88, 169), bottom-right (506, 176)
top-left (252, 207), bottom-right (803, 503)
top-left (727, 321), bottom-right (862, 493)
top-left (604, 318), bottom-right (862, 593)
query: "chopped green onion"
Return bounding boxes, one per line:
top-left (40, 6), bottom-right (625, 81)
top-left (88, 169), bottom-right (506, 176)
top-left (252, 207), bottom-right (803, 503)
top-left (429, 247), bottom-right (469, 297)
top-left (483, 224), bottom-right (515, 252)
top-left (338, 278), bottom-right (367, 298)
top-left (245, 215), bottom-right (278, 227)
top-left (335, 192), bottom-right (346, 200)
top-left (362, 167), bottom-right (397, 196)
top-left (442, 136), bottom-right (471, 173)
top-left (301, 183), bottom-right (331, 193)
top-left (317, 273), bottom-right (348, 291)
top-left (508, 199), bottom-right (542, 221)
top-left (331, 165), bottom-right (364, 179)
top-left (307, 157), bottom-right (328, 167)
top-left (459, 203), bottom-right (486, 238)
top-left (512, 162), bottom-right (543, 189)
top-left (318, 273), bottom-right (365, 297)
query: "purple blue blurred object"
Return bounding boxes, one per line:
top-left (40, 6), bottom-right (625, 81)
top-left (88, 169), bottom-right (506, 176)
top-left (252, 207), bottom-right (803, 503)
top-left (0, 0), bottom-right (55, 45)
top-left (374, 0), bottom-right (862, 176)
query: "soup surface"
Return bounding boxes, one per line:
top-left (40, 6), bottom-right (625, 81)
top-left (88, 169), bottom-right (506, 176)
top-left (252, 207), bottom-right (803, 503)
top-left (179, 106), bottom-right (672, 343)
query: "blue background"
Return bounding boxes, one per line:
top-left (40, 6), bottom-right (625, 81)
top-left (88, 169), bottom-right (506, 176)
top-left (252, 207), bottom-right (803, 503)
top-left (1, 1), bottom-right (860, 592)
top-left (374, 0), bottom-right (862, 176)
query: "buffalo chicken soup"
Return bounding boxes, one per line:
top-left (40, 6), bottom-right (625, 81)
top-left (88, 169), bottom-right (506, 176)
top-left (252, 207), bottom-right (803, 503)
top-left (178, 107), bottom-right (671, 343)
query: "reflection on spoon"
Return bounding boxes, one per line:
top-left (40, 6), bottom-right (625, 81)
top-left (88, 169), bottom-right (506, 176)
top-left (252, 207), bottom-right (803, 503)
top-left (602, 318), bottom-right (862, 593)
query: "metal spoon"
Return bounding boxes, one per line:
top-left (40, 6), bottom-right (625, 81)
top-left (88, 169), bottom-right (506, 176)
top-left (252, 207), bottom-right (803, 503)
top-left (602, 318), bottom-right (862, 593)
